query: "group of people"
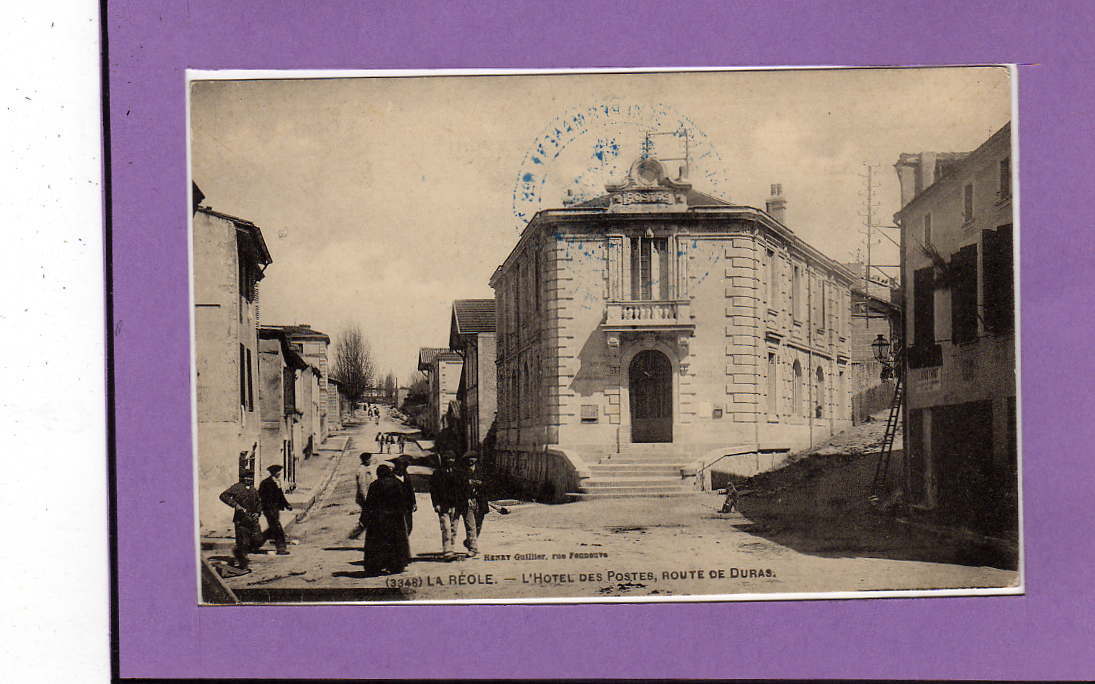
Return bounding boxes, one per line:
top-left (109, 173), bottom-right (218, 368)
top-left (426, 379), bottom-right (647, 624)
top-left (216, 444), bottom-right (491, 579)
top-left (364, 404), bottom-right (381, 425)
top-left (374, 431), bottom-right (405, 454)
top-left (218, 464), bottom-right (294, 574)
top-left (350, 449), bottom-right (489, 576)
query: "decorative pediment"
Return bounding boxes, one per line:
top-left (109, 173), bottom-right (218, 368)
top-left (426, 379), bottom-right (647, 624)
top-left (605, 157), bottom-right (692, 213)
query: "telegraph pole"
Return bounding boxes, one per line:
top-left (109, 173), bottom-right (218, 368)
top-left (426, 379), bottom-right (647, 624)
top-left (865, 163), bottom-right (874, 294)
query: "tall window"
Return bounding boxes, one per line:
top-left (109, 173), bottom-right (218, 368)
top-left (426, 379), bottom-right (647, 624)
top-left (239, 343), bottom-right (247, 409)
top-left (533, 249), bottom-right (541, 312)
top-left (951, 243), bottom-right (979, 344)
top-left (923, 213), bottom-right (933, 246)
top-left (982, 224), bottom-right (1014, 333)
top-left (792, 360), bottom-right (803, 418)
top-left (912, 266), bottom-right (936, 349)
top-left (791, 264), bottom-right (802, 321)
top-left (283, 366), bottom-right (296, 413)
top-left (630, 236), bottom-right (669, 300)
top-left (815, 367), bottom-right (825, 418)
top-left (245, 348), bottom-right (254, 411)
top-left (999, 158), bottom-right (1011, 199)
top-left (766, 249), bottom-right (777, 308)
top-left (963, 183), bottom-right (974, 222)
top-left (767, 353), bottom-right (778, 417)
top-left (838, 370), bottom-right (846, 420)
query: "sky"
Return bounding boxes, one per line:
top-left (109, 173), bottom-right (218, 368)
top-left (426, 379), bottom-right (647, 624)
top-left (190, 67), bottom-right (1011, 383)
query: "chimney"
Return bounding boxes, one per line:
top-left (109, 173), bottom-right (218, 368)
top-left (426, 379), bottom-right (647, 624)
top-left (894, 151), bottom-right (940, 208)
top-left (765, 183), bottom-right (787, 223)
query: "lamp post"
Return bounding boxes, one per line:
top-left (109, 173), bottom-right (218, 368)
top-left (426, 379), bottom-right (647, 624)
top-left (872, 333), bottom-right (903, 382)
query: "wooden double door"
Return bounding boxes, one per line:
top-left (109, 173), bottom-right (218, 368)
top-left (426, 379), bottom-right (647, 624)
top-left (629, 350), bottom-right (673, 443)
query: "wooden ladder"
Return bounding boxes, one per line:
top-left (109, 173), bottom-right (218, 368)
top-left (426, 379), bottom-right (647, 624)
top-left (869, 375), bottom-right (904, 501)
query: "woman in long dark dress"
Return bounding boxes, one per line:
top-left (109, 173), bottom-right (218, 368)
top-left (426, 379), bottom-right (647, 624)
top-left (362, 464), bottom-right (412, 576)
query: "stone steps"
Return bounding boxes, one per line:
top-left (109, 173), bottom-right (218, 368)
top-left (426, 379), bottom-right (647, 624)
top-left (569, 489), bottom-right (697, 501)
top-left (575, 444), bottom-right (696, 499)
top-left (582, 476), bottom-right (686, 488)
top-left (596, 456), bottom-right (691, 464)
top-left (587, 464), bottom-right (683, 476)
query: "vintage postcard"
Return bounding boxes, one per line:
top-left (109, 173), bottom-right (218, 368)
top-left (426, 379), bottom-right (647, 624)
top-left (188, 67), bottom-right (1020, 604)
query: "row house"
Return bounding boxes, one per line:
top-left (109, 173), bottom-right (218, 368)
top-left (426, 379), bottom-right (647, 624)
top-left (277, 324), bottom-right (334, 441)
top-left (895, 122), bottom-right (1017, 535)
top-left (490, 158), bottom-right (855, 499)
top-left (257, 326), bottom-right (310, 490)
top-left (448, 299), bottom-right (498, 455)
top-left (417, 347), bottom-right (463, 437)
top-left (192, 188), bottom-right (272, 533)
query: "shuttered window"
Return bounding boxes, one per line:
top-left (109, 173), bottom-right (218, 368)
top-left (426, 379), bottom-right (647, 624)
top-left (951, 244), bottom-right (979, 345)
top-left (913, 267), bottom-right (935, 348)
top-left (982, 224), bottom-right (1014, 333)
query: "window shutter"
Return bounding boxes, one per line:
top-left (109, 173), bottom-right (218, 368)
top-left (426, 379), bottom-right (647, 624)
top-left (913, 267), bottom-right (935, 348)
top-left (950, 244), bottom-right (979, 345)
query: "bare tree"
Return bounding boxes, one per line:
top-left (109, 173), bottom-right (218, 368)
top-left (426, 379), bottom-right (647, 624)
top-left (333, 325), bottom-right (374, 405)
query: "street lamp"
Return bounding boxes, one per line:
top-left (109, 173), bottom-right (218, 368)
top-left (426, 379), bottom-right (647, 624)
top-left (871, 334), bottom-right (891, 365)
top-left (872, 333), bottom-right (902, 381)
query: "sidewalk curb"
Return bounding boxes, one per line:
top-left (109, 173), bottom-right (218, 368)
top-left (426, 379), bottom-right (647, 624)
top-left (284, 433), bottom-right (353, 534)
top-left (200, 432), bottom-right (354, 552)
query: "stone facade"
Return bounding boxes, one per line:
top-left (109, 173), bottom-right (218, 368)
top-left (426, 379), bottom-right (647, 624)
top-left (418, 347), bottom-right (463, 436)
top-left (192, 205), bottom-right (272, 533)
top-left (278, 325), bottom-right (332, 440)
top-left (895, 122), bottom-right (1016, 533)
top-left (490, 158), bottom-right (855, 497)
top-left (257, 328), bottom-right (308, 491)
top-left (449, 299), bottom-right (498, 455)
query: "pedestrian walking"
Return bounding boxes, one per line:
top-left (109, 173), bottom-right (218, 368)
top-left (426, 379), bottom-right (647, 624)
top-left (458, 452), bottom-right (489, 557)
top-left (392, 460), bottom-right (417, 535)
top-left (348, 453), bottom-right (375, 540)
top-left (429, 451), bottom-right (468, 559)
top-left (397, 434), bottom-right (405, 454)
top-left (258, 464), bottom-right (293, 555)
top-left (361, 464), bottom-right (412, 576)
top-left (218, 472), bottom-right (263, 572)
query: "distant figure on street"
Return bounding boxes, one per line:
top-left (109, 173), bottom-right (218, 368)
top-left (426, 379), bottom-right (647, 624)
top-left (219, 472), bottom-right (263, 572)
top-left (459, 452), bottom-right (489, 557)
top-left (348, 453), bottom-right (375, 540)
top-left (392, 460), bottom-right (417, 535)
top-left (429, 451), bottom-right (468, 559)
top-left (397, 434), bottom-right (405, 454)
top-left (361, 464), bottom-right (412, 576)
top-left (258, 464), bottom-right (293, 555)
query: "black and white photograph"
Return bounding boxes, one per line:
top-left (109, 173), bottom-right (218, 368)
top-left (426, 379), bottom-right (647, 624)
top-left (190, 67), bottom-right (1019, 604)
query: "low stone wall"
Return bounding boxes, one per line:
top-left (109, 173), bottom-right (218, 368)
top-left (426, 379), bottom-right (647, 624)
top-left (492, 447), bottom-right (590, 503)
top-left (693, 445), bottom-right (793, 491)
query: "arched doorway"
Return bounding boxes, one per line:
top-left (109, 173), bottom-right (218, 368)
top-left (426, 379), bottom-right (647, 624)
top-left (629, 349), bottom-right (673, 443)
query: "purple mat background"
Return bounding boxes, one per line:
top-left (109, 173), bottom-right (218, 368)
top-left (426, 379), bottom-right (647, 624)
top-left (107, 1), bottom-right (1095, 679)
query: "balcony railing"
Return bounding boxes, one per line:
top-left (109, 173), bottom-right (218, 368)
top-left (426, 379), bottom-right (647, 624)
top-left (604, 300), bottom-right (693, 330)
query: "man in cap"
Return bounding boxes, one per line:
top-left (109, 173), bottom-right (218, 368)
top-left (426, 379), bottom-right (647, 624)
top-left (458, 452), bottom-right (489, 557)
top-left (219, 472), bottom-right (263, 571)
top-left (429, 451), bottom-right (467, 559)
top-left (348, 453), bottom-right (375, 540)
top-left (258, 464), bottom-right (293, 555)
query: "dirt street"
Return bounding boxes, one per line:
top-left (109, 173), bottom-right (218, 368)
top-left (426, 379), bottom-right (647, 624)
top-left (208, 409), bottom-right (1017, 603)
